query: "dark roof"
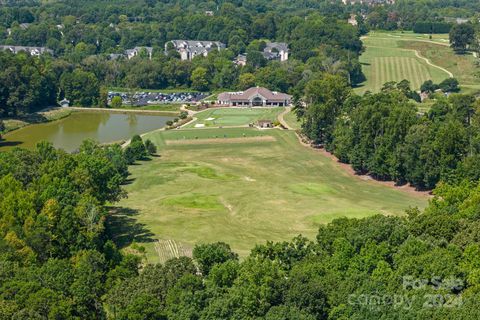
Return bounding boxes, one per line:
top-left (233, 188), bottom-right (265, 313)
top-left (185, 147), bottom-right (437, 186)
top-left (264, 42), bottom-right (288, 52)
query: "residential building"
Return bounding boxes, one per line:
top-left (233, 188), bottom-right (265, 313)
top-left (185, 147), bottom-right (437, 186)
top-left (262, 42), bottom-right (289, 61)
top-left (348, 14), bottom-right (358, 26)
top-left (234, 54), bottom-right (247, 66)
top-left (0, 45), bottom-right (53, 56)
top-left (342, 0), bottom-right (395, 5)
top-left (217, 87), bottom-right (292, 107)
top-left (166, 40), bottom-right (226, 61)
top-left (234, 42), bottom-right (289, 66)
top-left (125, 46), bottom-right (153, 59)
top-left (59, 99), bottom-right (70, 108)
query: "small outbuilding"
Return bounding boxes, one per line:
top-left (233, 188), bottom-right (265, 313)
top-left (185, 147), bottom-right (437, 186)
top-left (59, 98), bottom-right (70, 108)
top-left (257, 120), bottom-right (273, 128)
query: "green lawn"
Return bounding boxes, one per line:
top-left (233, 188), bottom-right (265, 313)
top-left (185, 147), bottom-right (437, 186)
top-left (155, 127), bottom-right (271, 142)
top-left (113, 128), bottom-right (428, 261)
top-left (2, 108), bottom-right (73, 133)
top-left (183, 107), bottom-right (284, 128)
top-left (283, 110), bottom-right (302, 130)
top-left (399, 41), bottom-right (480, 94)
top-left (357, 32), bottom-right (451, 94)
top-left (116, 104), bottom-right (182, 114)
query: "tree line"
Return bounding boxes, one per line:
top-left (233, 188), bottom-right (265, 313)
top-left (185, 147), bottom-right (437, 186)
top-left (0, 134), bottom-right (157, 319)
top-left (2, 135), bottom-right (480, 318)
top-left (3, 98), bottom-right (479, 319)
top-left (299, 76), bottom-right (480, 190)
top-left (105, 181), bottom-right (480, 319)
top-left (0, 9), bottom-right (364, 114)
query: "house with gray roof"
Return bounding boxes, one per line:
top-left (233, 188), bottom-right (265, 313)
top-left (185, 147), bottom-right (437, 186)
top-left (217, 87), bottom-right (292, 107)
top-left (0, 45), bottom-right (53, 56)
top-left (108, 53), bottom-right (126, 60)
top-left (166, 40), bottom-right (226, 61)
top-left (234, 41), bottom-right (289, 66)
top-left (263, 42), bottom-right (289, 62)
top-left (125, 47), bottom-right (153, 59)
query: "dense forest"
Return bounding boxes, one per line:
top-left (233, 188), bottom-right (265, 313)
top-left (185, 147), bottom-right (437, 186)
top-left (298, 76), bottom-right (480, 190)
top-left (2, 133), bottom-right (480, 319)
top-left (2, 1), bottom-right (480, 319)
top-left (0, 0), bottom-right (364, 115)
top-left (0, 0), bottom-right (479, 116)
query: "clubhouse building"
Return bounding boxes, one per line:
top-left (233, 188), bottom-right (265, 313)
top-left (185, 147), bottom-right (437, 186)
top-left (217, 87), bottom-right (292, 107)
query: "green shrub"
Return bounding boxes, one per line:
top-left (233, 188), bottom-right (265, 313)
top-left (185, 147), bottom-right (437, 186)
top-left (124, 136), bottom-right (147, 164)
top-left (144, 139), bottom-right (157, 155)
top-left (179, 111), bottom-right (188, 119)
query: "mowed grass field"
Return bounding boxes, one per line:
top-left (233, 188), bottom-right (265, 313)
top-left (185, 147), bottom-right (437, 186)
top-left (357, 32), bottom-right (452, 94)
top-left (283, 109), bottom-right (303, 130)
top-left (183, 107), bottom-right (283, 128)
top-left (114, 123), bottom-right (428, 261)
top-left (400, 40), bottom-right (480, 94)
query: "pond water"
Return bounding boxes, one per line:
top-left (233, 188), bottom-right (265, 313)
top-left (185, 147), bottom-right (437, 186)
top-left (0, 112), bottom-right (172, 152)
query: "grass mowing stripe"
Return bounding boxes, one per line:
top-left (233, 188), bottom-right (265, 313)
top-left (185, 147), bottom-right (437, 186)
top-left (410, 58), bottom-right (419, 88)
top-left (400, 57), bottom-right (408, 83)
top-left (413, 58), bottom-right (426, 89)
top-left (374, 58), bottom-right (381, 91)
top-left (392, 57), bottom-right (399, 82)
top-left (415, 64), bottom-right (426, 89)
top-left (387, 57), bottom-right (395, 83)
top-left (381, 57), bottom-right (386, 85)
top-left (406, 58), bottom-right (417, 89)
top-left (115, 129), bottom-right (428, 260)
top-left (395, 57), bottom-right (402, 82)
top-left (356, 32), bottom-right (460, 93)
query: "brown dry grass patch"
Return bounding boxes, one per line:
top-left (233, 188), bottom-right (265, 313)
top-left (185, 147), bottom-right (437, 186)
top-left (165, 135), bottom-right (276, 145)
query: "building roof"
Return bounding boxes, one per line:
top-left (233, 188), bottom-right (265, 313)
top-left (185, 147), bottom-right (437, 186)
top-left (125, 46), bottom-right (153, 56)
top-left (262, 51), bottom-right (280, 60)
top-left (0, 45), bottom-right (53, 55)
top-left (134, 46), bottom-right (153, 52)
top-left (234, 54), bottom-right (247, 62)
top-left (218, 87), bottom-right (292, 102)
top-left (264, 42), bottom-right (288, 53)
top-left (169, 40), bottom-right (226, 53)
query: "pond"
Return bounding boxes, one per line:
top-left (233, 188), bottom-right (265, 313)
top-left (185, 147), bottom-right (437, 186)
top-left (0, 111), bottom-right (172, 152)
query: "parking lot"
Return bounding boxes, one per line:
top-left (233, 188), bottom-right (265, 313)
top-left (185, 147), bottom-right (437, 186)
top-left (108, 91), bottom-right (209, 106)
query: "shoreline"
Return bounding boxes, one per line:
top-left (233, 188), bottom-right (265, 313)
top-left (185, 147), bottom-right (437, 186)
top-left (1, 107), bottom-right (73, 135)
top-left (1, 106), bottom-right (179, 136)
top-left (70, 106), bottom-right (180, 116)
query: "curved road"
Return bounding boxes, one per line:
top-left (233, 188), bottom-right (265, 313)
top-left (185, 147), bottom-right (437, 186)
top-left (277, 107), bottom-right (294, 130)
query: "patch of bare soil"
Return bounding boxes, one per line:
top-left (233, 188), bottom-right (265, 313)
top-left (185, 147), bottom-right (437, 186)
top-left (165, 136), bottom-right (276, 145)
